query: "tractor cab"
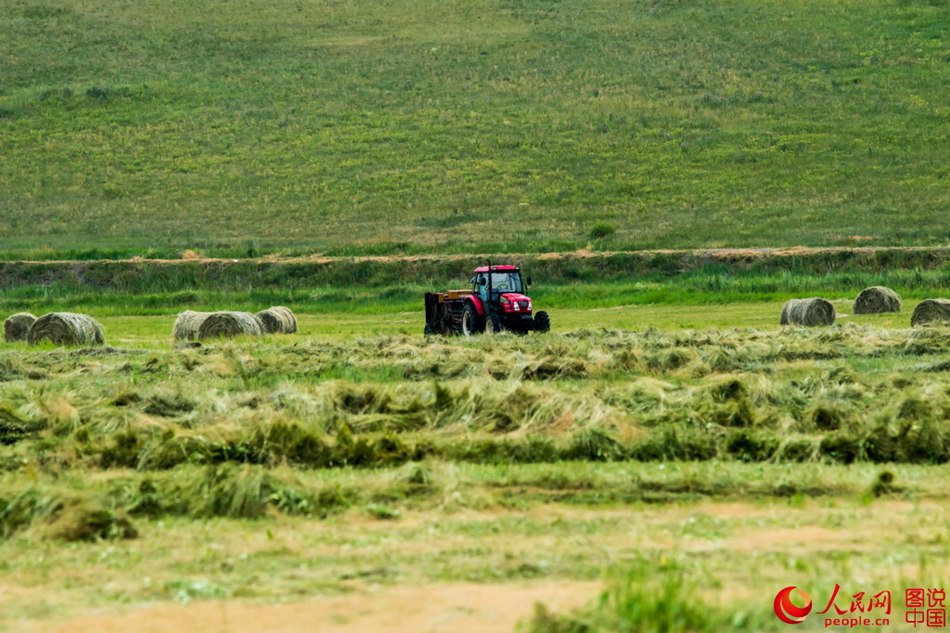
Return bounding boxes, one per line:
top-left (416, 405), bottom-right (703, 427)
top-left (470, 265), bottom-right (526, 304)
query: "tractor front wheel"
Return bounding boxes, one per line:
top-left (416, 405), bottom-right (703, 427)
top-left (533, 311), bottom-right (551, 333)
top-left (485, 313), bottom-right (503, 335)
top-left (461, 304), bottom-right (483, 336)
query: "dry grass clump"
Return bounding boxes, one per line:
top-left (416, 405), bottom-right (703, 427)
top-left (0, 488), bottom-right (63, 538)
top-left (780, 298), bottom-right (835, 326)
top-left (3, 312), bottom-right (36, 342)
top-left (0, 488), bottom-right (136, 542)
top-left (135, 464), bottom-right (349, 519)
top-left (519, 356), bottom-right (588, 380)
top-left (853, 286), bottom-right (901, 314)
top-left (256, 306), bottom-right (297, 334)
top-left (27, 312), bottom-right (104, 346)
top-left (911, 299), bottom-right (950, 326)
top-left (49, 502), bottom-right (137, 542)
top-left (172, 310), bottom-right (213, 341)
top-left (0, 404), bottom-right (42, 445)
top-left (197, 311), bottom-right (264, 339)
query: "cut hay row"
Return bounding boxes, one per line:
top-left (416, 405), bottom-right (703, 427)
top-left (779, 298), bottom-right (835, 326)
top-left (197, 311), bottom-right (264, 339)
top-left (911, 299), bottom-right (950, 327)
top-left (172, 311), bottom-right (213, 341)
top-left (853, 286), bottom-right (901, 314)
top-left (256, 306), bottom-right (297, 334)
top-left (26, 370), bottom-right (950, 470)
top-left (5, 328), bottom-right (950, 473)
top-left (27, 312), bottom-right (104, 346)
top-left (3, 312), bottom-right (36, 342)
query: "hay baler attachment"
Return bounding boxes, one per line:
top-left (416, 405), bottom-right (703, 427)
top-left (424, 290), bottom-right (474, 335)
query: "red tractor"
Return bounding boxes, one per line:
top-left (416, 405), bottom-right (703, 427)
top-left (424, 262), bottom-right (551, 336)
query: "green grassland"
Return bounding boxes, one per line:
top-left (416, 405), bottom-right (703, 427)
top-left (2, 0), bottom-right (948, 258)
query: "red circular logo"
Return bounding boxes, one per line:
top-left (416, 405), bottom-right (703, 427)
top-left (774, 586), bottom-right (813, 625)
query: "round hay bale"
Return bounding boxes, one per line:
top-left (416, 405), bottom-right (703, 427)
top-left (173, 311), bottom-right (213, 341)
top-left (779, 298), bottom-right (835, 327)
top-left (779, 302), bottom-right (791, 326)
top-left (911, 299), bottom-right (950, 327)
top-left (27, 312), bottom-right (104, 346)
top-left (256, 306), bottom-right (297, 334)
top-left (4, 312), bottom-right (37, 342)
top-left (197, 311), bottom-right (264, 340)
top-left (853, 286), bottom-right (901, 314)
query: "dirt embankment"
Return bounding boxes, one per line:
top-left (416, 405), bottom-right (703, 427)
top-left (2, 246), bottom-right (947, 293)
top-left (11, 245), bottom-right (950, 267)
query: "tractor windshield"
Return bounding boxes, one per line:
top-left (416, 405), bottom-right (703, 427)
top-left (470, 270), bottom-right (525, 294)
top-left (489, 272), bottom-right (522, 293)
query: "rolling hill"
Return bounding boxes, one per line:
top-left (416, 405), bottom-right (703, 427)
top-left (1, 0), bottom-right (947, 258)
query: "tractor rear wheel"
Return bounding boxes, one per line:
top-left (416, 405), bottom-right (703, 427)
top-left (461, 304), bottom-right (483, 336)
top-left (534, 311), bottom-right (550, 333)
top-left (485, 313), bottom-right (503, 335)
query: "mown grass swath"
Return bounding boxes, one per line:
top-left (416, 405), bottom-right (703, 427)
top-left (0, 458), bottom-right (933, 542)
top-left (2, 329), bottom-right (948, 490)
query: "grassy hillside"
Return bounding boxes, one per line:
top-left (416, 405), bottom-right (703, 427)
top-left (1, 0), bottom-right (947, 257)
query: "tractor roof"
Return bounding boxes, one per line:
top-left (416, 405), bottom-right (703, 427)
top-left (473, 265), bottom-right (519, 273)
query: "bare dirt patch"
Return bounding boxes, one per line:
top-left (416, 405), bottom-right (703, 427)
top-left (21, 581), bottom-right (599, 633)
top-left (14, 245), bottom-right (950, 267)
